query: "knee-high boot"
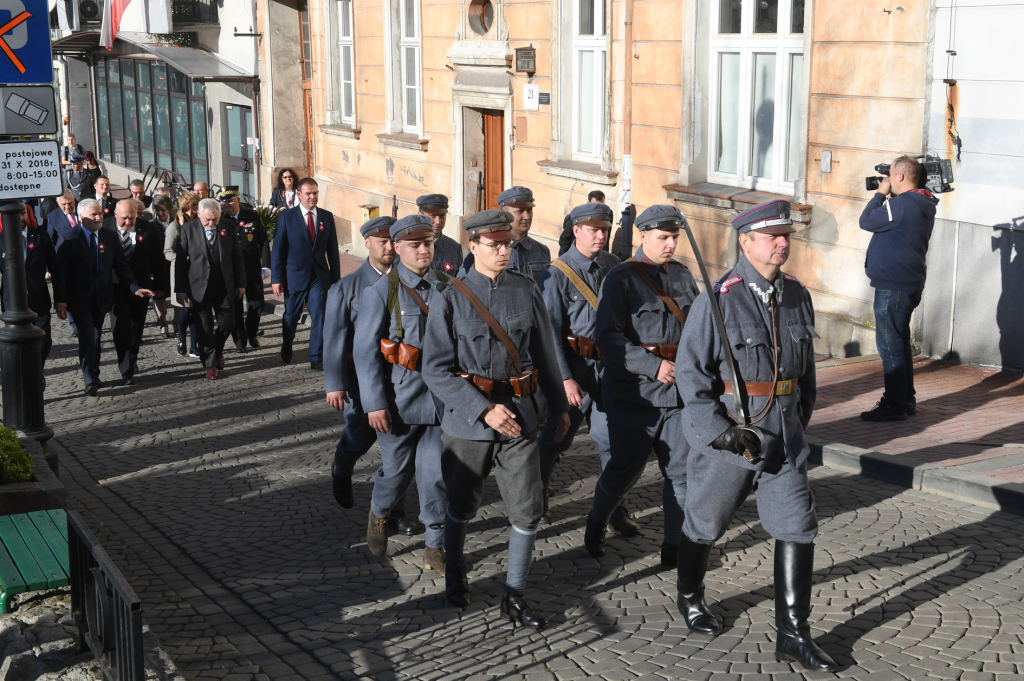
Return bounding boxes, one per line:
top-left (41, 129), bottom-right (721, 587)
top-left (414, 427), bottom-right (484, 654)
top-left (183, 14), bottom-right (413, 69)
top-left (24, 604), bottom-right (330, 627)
top-left (774, 541), bottom-right (838, 672)
top-left (444, 511), bottom-right (471, 608)
top-left (676, 533), bottom-right (722, 635)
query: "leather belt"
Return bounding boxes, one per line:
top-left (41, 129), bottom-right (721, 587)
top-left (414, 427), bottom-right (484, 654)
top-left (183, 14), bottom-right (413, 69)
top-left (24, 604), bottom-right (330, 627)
top-left (641, 343), bottom-right (678, 362)
top-left (722, 379), bottom-right (794, 397)
top-left (566, 334), bottom-right (601, 359)
top-left (457, 369), bottom-right (539, 399)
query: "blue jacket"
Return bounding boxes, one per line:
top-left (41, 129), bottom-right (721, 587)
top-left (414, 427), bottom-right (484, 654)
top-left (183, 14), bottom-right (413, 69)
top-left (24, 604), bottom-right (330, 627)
top-left (323, 259), bottom-right (384, 402)
top-left (46, 208), bottom-right (79, 246)
top-left (270, 206), bottom-right (341, 292)
top-left (859, 189), bottom-right (938, 292)
top-left (56, 226), bottom-right (139, 315)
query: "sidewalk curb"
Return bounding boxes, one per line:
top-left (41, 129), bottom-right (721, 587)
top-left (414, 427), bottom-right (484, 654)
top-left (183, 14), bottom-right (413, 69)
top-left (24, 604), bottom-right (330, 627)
top-left (808, 437), bottom-right (1024, 516)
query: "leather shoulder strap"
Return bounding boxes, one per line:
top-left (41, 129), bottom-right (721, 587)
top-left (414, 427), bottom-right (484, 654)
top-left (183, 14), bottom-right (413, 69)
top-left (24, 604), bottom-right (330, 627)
top-left (627, 258), bottom-right (686, 325)
top-left (449, 278), bottom-right (522, 373)
top-left (400, 281), bottom-right (430, 315)
top-left (551, 259), bottom-right (598, 309)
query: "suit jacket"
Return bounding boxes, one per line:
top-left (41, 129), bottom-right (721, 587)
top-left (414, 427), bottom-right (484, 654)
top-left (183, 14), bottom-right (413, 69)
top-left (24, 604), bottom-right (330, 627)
top-left (226, 207), bottom-right (267, 283)
top-left (57, 226), bottom-right (139, 315)
top-left (96, 194), bottom-right (118, 220)
top-left (102, 217), bottom-right (168, 295)
top-left (270, 205), bottom-right (341, 293)
top-left (46, 208), bottom-right (81, 247)
top-left (0, 225), bottom-right (66, 315)
top-left (175, 217), bottom-right (246, 302)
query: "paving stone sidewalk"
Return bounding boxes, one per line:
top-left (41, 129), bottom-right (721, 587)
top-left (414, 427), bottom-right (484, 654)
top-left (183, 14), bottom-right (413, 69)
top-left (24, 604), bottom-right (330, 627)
top-left (27, 295), bottom-right (1024, 681)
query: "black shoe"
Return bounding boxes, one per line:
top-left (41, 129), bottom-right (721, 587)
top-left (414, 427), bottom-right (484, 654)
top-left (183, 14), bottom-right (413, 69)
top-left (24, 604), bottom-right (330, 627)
top-left (445, 564), bottom-right (472, 608)
top-left (774, 541), bottom-right (838, 672)
top-left (609, 504), bottom-right (641, 537)
top-left (248, 335), bottom-right (260, 349)
top-left (660, 542), bottom-right (677, 569)
top-left (281, 342), bottom-right (293, 364)
top-left (310, 361), bottom-right (323, 371)
top-left (177, 339), bottom-right (186, 356)
top-left (907, 402), bottom-right (917, 416)
top-left (332, 461), bottom-right (355, 509)
top-left (131, 361), bottom-right (139, 375)
top-left (584, 514), bottom-right (606, 557)
top-left (84, 384), bottom-right (98, 397)
top-left (388, 510), bottom-right (424, 536)
top-left (860, 400), bottom-right (907, 421)
top-left (234, 342), bottom-right (246, 353)
top-left (257, 330), bottom-right (265, 336)
top-left (500, 590), bottom-right (545, 630)
top-left (72, 329), bottom-right (79, 338)
top-left (367, 509), bottom-right (389, 557)
top-left (677, 534), bottom-right (722, 635)
top-left (121, 376), bottom-right (134, 386)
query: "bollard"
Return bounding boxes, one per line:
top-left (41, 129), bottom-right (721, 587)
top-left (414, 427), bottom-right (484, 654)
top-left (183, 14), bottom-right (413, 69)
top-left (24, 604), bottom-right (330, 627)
top-left (0, 199), bottom-right (52, 443)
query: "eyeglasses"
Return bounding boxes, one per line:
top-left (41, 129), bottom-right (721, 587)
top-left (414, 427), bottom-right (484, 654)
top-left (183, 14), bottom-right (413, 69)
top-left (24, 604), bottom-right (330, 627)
top-left (477, 239), bottom-right (513, 253)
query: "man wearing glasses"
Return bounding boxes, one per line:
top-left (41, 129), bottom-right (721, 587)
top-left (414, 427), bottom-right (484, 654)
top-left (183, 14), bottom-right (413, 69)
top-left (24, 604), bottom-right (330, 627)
top-left (423, 209), bottom-right (570, 630)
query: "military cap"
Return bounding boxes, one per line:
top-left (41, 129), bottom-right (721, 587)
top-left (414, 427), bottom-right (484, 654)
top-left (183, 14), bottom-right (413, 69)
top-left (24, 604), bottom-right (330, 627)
top-left (69, 154), bottom-right (85, 163)
top-left (732, 199), bottom-right (795, 235)
top-left (464, 209), bottom-right (515, 241)
top-left (217, 185), bottom-right (240, 200)
top-left (635, 204), bottom-right (684, 231)
top-left (391, 214), bottom-right (434, 241)
top-left (360, 215), bottom-right (397, 238)
top-left (497, 186), bottom-right (535, 208)
top-left (569, 202), bottom-right (614, 226)
top-left (416, 194), bottom-right (449, 211)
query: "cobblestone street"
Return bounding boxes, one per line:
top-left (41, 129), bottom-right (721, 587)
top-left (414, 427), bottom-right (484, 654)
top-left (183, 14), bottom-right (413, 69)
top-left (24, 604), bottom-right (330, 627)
top-left (37, 315), bottom-right (1024, 681)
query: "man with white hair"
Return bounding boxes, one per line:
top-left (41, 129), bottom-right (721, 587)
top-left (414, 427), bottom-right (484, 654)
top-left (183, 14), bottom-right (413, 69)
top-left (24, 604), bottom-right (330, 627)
top-left (175, 198), bottom-right (246, 379)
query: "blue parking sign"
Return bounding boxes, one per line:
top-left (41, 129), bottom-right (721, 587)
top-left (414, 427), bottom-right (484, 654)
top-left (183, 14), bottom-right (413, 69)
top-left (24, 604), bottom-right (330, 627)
top-left (0, 0), bottom-right (53, 85)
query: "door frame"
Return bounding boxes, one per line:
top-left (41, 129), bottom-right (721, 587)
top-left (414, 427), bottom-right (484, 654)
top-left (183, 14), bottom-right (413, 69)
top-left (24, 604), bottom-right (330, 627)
top-left (220, 103), bottom-right (255, 198)
top-left (450, 90), bottom-right (512, 222)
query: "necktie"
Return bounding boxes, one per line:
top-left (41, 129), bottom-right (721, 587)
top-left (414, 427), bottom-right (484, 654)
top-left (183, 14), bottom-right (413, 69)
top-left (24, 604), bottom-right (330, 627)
top-left (206, 229), bottom-right (215, 245)
top-left (306, 210), bottom-right (316, 244)
top-left (120, 230), bottom-right (132, 258)
top-left (90, 231), bottom-right (98, 267)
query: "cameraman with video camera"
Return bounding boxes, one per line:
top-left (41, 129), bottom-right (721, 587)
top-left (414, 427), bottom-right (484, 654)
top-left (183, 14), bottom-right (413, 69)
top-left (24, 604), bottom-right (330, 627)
top-left (859, 155), bottom-right (939, 421)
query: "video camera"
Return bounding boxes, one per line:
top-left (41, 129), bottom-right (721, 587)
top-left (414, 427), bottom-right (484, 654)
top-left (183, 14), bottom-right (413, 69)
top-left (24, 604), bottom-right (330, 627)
top-left (865, 152), bottom-right (955, 194)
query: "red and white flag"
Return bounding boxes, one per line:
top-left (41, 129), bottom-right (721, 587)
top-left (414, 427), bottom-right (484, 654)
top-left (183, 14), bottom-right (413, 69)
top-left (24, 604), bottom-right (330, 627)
top-left (100, 0), bottom-right (172, 49)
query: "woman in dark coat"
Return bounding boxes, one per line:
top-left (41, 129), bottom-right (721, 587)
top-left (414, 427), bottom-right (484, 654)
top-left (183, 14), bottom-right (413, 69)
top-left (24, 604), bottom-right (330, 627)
top-left (269, 168), bottom-right (300, 209)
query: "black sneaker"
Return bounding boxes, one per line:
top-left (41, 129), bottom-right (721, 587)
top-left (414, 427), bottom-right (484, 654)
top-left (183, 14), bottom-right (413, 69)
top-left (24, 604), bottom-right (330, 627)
top-left (860, 401), bottom-right (908, 422)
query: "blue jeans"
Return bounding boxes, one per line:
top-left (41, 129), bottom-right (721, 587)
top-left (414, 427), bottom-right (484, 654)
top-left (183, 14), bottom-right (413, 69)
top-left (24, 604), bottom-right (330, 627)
top-left (873, 288), bottom-right (921, 411)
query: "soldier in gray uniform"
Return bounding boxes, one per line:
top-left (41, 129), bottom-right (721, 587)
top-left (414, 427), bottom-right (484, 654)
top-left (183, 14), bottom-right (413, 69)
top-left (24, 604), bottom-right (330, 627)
top-left (536, 202), bottom-right (638, 535)
top-left (355, 215), bottom-right (449, 575)
top-left (459, 186), bottom-right (551, 280)
top-left (674, 200), bottom-right (835, 672)
top-left (323, 217), bottom-right (422, 536)
top-left (583, 205), bottom-right (699, 567)
top-left (418, 194), bottom-right (463, 276)
top-left (422, 209), bottom-right (570, 629)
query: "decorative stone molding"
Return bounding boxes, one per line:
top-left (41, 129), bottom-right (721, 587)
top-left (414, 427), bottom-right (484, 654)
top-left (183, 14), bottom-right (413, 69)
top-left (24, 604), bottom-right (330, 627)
top-left (538, 159), bottom-right (618, 186)
top-left (377, 132), bottom-right (429, 152)
top-left (446, 40), bottom-right (513, 68)
top-left (320, 124), bottom-right (361, 140)
top-left (664, 182), bottom-right (812, 224)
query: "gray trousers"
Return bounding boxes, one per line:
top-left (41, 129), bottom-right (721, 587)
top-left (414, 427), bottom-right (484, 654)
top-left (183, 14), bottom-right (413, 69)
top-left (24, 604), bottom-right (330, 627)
top-left (538, 392), bottom-right (611, 489)
top-left (591, 401), bottom-right (688, 543)
top-left (442, 431), bottom-right (544, 530)
top-left (683, 448), bottom-right (819, 545)
top-left (370, 423), bottom-right (447, 548)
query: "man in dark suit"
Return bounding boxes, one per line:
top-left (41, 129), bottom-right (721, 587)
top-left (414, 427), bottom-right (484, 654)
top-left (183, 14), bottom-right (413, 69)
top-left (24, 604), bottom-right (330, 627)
top-left (270, 177), bottom-right (341, 370)
top-left (0, 203), bottom-right (67, 365)
top-left (219, 186), bottom-right (267, 351)
top-left (103, 199), bottom-right (167, 385)
top-left (46, 191), bottom-right (81, 246)
top-left (94, 176), bottom-right (117, 219)
top-left (57, 199), bottom-right (155, 396)
top-left (176, 198), bottom-right (246, 380)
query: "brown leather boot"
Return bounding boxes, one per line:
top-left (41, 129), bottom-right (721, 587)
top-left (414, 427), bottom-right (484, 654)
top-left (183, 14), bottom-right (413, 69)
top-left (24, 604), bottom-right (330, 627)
top-left (609, 504), bottom-right (641, 537)
top-left (367, 509), bottom-right (389, 557)
top-left (424, 547), bottom-right (447, 576)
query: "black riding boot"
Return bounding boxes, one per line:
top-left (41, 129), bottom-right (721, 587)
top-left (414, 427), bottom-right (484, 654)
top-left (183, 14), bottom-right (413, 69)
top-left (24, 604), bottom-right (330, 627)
top-left (774, 541), bottom-right (838, 672)
top-left (676, 533), bottom-right (721, 635)
top-left (444, 514), bottom-right (471, 608)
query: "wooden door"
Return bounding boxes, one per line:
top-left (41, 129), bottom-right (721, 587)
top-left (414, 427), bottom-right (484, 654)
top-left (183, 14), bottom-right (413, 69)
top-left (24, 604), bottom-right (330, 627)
top-left (482, 110), bottom-right (504, 209)
top-left (302, 89), bottom-right (315, 177)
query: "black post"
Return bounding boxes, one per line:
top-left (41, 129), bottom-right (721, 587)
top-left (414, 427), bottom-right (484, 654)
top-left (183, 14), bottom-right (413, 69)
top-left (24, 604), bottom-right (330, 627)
top-left (0, 199), bottom-right (52, 443)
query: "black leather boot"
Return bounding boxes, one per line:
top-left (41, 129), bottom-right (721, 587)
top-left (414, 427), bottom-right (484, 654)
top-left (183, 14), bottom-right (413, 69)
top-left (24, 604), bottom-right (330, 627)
top-left (676, 534), bottom-right (721, 635)
top-left (583, 514), bottom-right (606, 557)
top-left (332, 460), bottom-right (355, 509)
top-left (444, 515), bottom-right (470, 608)
top-left (445, 564), bottom-right (471, 608)
top-left (774, 541), bottom-right (838, 672)
top-left (500, 590), bottom-right (546, 630)
top-left (388, 508), bottom-right (424, 536)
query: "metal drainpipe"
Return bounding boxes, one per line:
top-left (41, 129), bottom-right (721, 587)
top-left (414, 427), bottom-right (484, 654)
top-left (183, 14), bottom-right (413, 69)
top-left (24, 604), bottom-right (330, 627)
top-left (250, 0), bottom-right (262, 202)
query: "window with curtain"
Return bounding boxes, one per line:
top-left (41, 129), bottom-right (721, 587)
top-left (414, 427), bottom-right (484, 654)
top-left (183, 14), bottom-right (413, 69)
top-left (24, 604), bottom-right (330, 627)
top-left (338, 0), bottom-right (355, 124)
top-left (710, 0), bottom-right (805, 192)
top-left (93, 57), bottom-right (209, 183)
top-left (573, 0), bottom-right (607, 160)
top-left (399, 0), bottom-right (421, 134)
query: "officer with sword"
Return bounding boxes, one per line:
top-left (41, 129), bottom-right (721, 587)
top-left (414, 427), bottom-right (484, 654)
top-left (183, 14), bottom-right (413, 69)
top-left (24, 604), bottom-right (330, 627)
top-left (674, 200), bottom-right (836, 672)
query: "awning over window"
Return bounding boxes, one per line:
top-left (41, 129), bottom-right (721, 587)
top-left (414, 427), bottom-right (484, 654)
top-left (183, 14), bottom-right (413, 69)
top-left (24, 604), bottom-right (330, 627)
top-left (51, 31), bottom-right (254, 82)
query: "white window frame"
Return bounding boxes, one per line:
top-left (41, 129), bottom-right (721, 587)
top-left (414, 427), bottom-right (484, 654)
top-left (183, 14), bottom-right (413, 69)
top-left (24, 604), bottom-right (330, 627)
top-left (399, 0), bottom-right (422, 136)
top-left (708, 0), bottom-right (804, 194)
top-left (337, 0), bottom-right (356, 125)
top-left (572, 0), bottom-right (607, 161)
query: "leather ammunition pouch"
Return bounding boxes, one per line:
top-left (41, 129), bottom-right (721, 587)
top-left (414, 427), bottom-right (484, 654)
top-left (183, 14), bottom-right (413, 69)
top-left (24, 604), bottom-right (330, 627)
top-left (566, 334), bottom-right (602, 359)
top-left (380, 338), bottom-right (421, 371)
top-left (641, 343), bottom-right (678, 362)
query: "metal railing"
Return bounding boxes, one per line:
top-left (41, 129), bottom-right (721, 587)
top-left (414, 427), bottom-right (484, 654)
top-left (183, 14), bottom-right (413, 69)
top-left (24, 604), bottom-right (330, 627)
top-left (172, 0), bottom-right (219, 24)
top-left (69, 511), bottom-right (145, 681)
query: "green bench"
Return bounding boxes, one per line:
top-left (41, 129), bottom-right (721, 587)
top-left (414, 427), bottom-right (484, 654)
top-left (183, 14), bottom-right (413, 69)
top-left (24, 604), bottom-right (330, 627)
top-left (0, 509), bottom-right (69, 613)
